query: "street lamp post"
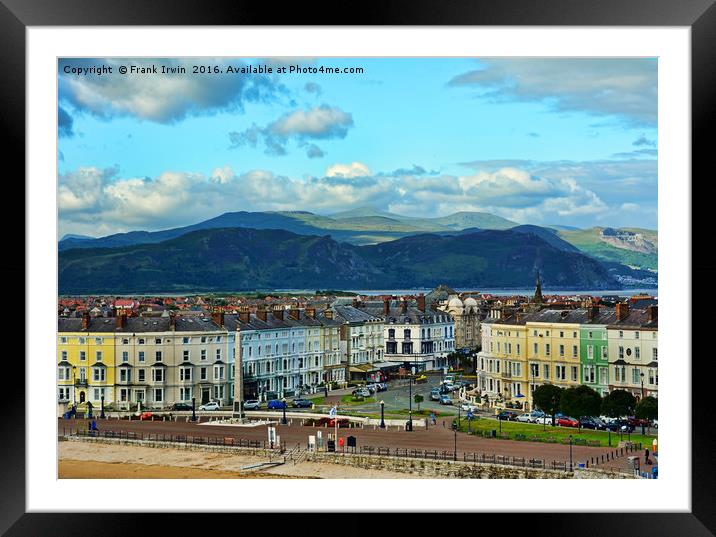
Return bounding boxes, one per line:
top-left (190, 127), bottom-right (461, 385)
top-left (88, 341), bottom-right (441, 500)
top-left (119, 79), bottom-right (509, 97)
top-left (379, 400), bottom-right (385, 429)
top-left (569, 435), bottom-right (573, 472)
top-left (281, 397), bottom-right (288, 425)
top-left (191, 397), bottom-right (197, 421)
top-left (453, 417), bottom-right (458, 461)
top-left (407, 365), bottom-right (414, 432)
top-left (100, 395), bottom-right (105, 419)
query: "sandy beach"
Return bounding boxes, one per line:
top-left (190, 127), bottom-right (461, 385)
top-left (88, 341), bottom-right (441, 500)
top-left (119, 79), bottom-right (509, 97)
top-left (58, 441), bottom-right (425, 479)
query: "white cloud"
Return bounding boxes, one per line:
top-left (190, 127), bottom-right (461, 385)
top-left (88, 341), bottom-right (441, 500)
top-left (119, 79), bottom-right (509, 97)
top-left (59, 58), bottom-right (286, 123)
top-left (449, 58), bottom-right (657, 126)
top-left (325, 162), bottom-right (372, 178)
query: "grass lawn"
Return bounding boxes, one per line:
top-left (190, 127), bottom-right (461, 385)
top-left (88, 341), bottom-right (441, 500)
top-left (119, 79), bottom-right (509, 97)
top-left (457, 418), bottom-right (655, 448)
top-left (340, 395), bottom-right (377, 405)
top-left (305, 396), bottom-right (325, 406)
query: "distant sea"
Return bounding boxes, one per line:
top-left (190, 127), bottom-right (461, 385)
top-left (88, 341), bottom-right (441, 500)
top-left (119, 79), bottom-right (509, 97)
top-left (276, 288), bottom-right (658, 297)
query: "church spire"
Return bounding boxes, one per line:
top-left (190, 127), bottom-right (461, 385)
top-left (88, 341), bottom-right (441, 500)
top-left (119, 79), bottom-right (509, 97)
top-left (533, 269), bottom-right (543, 304)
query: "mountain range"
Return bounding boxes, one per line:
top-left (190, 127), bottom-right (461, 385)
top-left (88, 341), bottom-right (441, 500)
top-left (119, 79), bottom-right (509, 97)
top-left (58, 209), bottom-right (657, 293)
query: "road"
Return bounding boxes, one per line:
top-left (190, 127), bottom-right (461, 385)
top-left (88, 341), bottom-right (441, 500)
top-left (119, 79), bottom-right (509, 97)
top-left (59, 415), bottom-right (623, 466)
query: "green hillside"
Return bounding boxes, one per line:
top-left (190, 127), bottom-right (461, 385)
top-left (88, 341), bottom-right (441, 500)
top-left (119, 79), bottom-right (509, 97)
top-left (557, 228), bottom-right (658, 271)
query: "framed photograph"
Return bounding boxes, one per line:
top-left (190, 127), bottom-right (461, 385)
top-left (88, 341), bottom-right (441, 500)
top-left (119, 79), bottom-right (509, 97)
top-left (6, 0), bottom-right (713, 534)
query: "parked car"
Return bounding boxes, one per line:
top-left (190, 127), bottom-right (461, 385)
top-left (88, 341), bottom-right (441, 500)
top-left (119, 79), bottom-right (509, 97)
top-left (430, 389), bottom-right (441, 401)
top-left (461, 402), bottom-right (478, 412)
top-left (516, 413), bottom-right (533, 423)
top-left (292, 398), bottom-right (313, 408)
top-left (497, 411), bottom-right (518, 421)
top-left (267, 399), bottom-right (287, 410)
top-left (614, 419), bottom-right (635, 432)
top-left (627, 416), bottom-right (651, 428)
top-left (375, 383), bottom-right (388, 392)
top-left (439, 395), bottom-right (453, 405)
top-left (199, 401), bottom-right (220, 411)
top-left (243, 400), bottom-right (261, 410)
top-left (365, 384), bottom-right (377, 394)
top-left (352, 387), bottom-right (371, 398)
top-left (528, 410), bottom-right (545, 423)
top-left (534, 415), bottom-right (553, 425)
top-left (439, 384), bottom-right (452, 395)
top-left (579, 416), bottom-right (606, 430)
top-left (170, 402), bottom-right (193, 411)
top-left (556, 416), bottom-right (580, 428)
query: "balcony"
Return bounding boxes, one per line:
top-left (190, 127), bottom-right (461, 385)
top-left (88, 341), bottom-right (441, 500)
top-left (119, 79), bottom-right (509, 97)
top-left (75, 379), bottom-right (88, 387)
top-left (500, 371), bottom-right (512, 379)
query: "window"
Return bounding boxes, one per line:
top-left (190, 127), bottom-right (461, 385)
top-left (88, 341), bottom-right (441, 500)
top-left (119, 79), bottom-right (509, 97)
top-left (615, 366), bottom-right (626, 383)
top-left (635, 332), bottom-right (640, 339)
top-left (183, 337), bottom-right (190, 344)
top-left (216, 336), bottom-right (222, 343)
top-left (92, 367), bottom-right (106, 382)
top-left (180, 387), bottom-right (192, 401)
top-left (79, 351), bottom-right (86, 361)
top-left (122, 338), bottom-right (129, 344)
top-left (559, 344), bottom-right (564, 357)
top-left (138, 351), bottom-right (145, 362)
top-left (120, 368), bottom-right (132, 383)
top-left (214, 365), bottom-right (225, 380)
top-left (599, 367), bottom-right (607, 385)
top-left (533, 343), bottom-right (538, 356)
top-left (632, 368), bottom-right (641, 384)
top-left (619, 331), bottom-right (623, 338)
top-left (95, 338), bottom-right (103, 345)
top-left (404, 329), bottom-right (411, 339)
top-left (201, 336), bottom-right (207, 343)
top-left (635, 347), bottom-right (640, 359)
top-left (572, 346), bottom-right (578, 358)
top-left (649, 369), bottom-right (657, 385)
top-left (619, 346), bottom-right (624, 359)
top-left (58, 367), bottom-right (71, 380)
top-left (213, 385), bottom-right (225, 400)
top-left (530, 363), bottom-right (539, 378)
top-left (180, 367), bottom-right (192, 381)
top-left (559, 331), bottom-right (564, 338)
top-left (78, 337), bottom-right (86, 345)
top-left (93, 388), bottom-right (106, 400)
top-left (61, 350), bottom-right (68, 361)
top-left (584, 366), bottom-right (595, 383)
top-left (516, 344), bottom-right (520, 355)
top-left (95, 351), bottom-right (102, 362)
top-left (200, 367), bottom-right (207, 380)
top-left (155, 338), bottom-right (162, 344)
top-left (216, 349), bottom-right (221, 361)
top-left (587, 346), bottom-right (593, 359)
top-left (60, 337), bottom-right (67, 344)
top-left (588, 331), bottom-right (593, 339)
top-left (543, 365), bottom-right (550, 379)
top-left (201, 349), bottom-right (207, 361)
top-left (122, 351), bottom-right (129, 363)
top-left (545, 344), bottom-right (550, 356)
top-left (573, 332), bottom-right (577, 339)
top-left (653, 348), bottom-right (658, 360)
top-left (152, 368), bottom-right (164, 382)
top-left (137, 369), bottom-right (146, 382)
top-left (155, 351), bottom-right (162, 362)
top-left (154, 388), bottom-right (163, 402)
top-left (183, 350), bottom-right (190, 361)
top-left (135, 390), bottom-right (145, 402)
top-left (570, 366), bottom-right (578, 382)
top-left (602, 347), bottom-right (608, 360)
top-left (119, 388), bottom-right (129, 402)
top-left (138, 338), bottom-right (145, 345)
top-left (555, 365), bottom-right (566, 381)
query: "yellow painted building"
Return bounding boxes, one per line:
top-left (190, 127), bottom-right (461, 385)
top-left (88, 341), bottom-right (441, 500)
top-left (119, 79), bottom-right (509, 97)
top-left (58, 314), bottom-right (116, 408)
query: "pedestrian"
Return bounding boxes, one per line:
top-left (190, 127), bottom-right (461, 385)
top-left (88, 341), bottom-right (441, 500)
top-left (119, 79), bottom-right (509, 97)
top-left (645, 448), bottom-right (650, 465)
top-left (443, 419), bottom-right (446, 428)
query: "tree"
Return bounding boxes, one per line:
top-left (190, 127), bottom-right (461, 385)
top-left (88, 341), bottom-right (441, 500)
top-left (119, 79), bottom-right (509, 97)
top-left (601, 389), bottom-right (636, 418)
top-left (559, 385), bottom-right (602, 428)
top-left (414, 394), bottom-right (424, 412)
top-left (635, 396), bottom-right (658, 421)
top-left (532, 384), bottom-right (563, 427)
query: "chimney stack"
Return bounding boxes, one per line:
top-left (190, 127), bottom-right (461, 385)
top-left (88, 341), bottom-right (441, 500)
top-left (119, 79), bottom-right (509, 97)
top-left (400, 299), bottom-right (408, 314)
top-left (306, 307), bottom-right (316, 319)
top-left (352, 297), bottom-right (361, 308)
top-left (289, 307), bottom-right (300, 321)
top-left (647, 304), bottom-right (658, 322)
top-left (169, 311), bottom-right (177, 330)
top-left (616, 302), bottom-right (630, 322)
top-left (257, 307), bottom-right (268, 322)
top-left (116, 312), bottom-right (126, 329)
top-left (211, 309), bottom-right (225, 328)
top-left (417, 293), bottom-right (426, 312)
top-left (272, 305), bottom-right (284, 321)
top-left (238, 306), bottom-right (250, 324)
top-left (81, 311), bottom-right (90, 330)
top-left (324, 309), bottom-right (334, 320)
top-left (383, 297), bottom-right (390, 316)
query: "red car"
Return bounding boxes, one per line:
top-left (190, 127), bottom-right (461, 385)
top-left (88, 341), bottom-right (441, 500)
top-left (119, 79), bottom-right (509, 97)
top-left (328, 418), bottom-right (350, 428)
top-left (556, 416), bottom-right (580, 428)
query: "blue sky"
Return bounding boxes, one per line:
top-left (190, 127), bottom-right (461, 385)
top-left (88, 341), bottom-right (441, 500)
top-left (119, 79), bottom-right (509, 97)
top-left (58, 57), bottom-right (657, 237)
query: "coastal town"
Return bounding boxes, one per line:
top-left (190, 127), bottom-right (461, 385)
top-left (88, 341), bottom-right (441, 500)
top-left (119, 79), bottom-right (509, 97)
top-left (57, 278), bottom-right (657, 415)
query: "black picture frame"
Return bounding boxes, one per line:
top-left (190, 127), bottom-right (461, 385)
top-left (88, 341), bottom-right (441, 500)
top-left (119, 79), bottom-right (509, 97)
top-left (4, 0), bottom-right (713, 535)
